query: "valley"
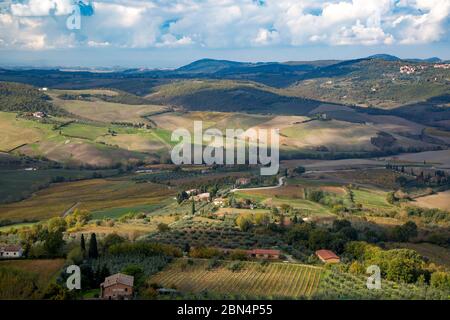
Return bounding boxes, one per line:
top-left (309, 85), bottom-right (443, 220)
top-left (0, 55), bottom-right (449, 300)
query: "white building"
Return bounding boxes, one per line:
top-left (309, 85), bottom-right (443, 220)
top-left (0, 245), bottom-right (23, 259)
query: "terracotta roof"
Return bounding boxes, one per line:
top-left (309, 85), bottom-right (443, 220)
top-left (248, 249), bottom-right (281, 255)
top-left (101, 273), bottom-right (134, 288)
top-left (315, 249), bottom-right (339, 260)
top-left (0, 244), bottom-right (22, 252)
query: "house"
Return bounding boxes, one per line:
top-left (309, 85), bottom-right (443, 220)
top-left (400, 65), bottom-right (416, 74)
top-left (434, 63), bottom-right (450, 69)
top-left (315, 249), bottom-right (340, 264)
top-left (100, 273), bottom-right (134, 300)
top-left (213, 197), bottom-right (226, 207)
top-left (247, 249), bottom-right (281, 260)
top-left (236, 178), bottom-right (251, 186)
top-left (192, 192), bottom-right (210, 202)
top-left (0, 244), bottom-right (23, 259)
top-left (185, 189), bottom-right (199, 196)
top-left (32, 111), bottom-right (46, 119)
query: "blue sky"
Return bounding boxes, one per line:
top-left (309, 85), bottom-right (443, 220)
top-left (0, 0), bottom-right (449, 68)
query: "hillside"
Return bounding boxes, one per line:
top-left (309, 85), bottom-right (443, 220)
top-left (0, 82), bottom-right (65, 115)
top-left (147, 80), bottom-right (327, 115)
top-left (285, 58), bottom-right (450, 108)
top-left (1, 56), bottom-right (448, 109)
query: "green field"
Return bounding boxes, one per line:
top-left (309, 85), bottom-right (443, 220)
top-left (150, 258), bottom-right (322, 299)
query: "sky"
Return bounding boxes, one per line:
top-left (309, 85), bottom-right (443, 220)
top-left (0, 0), bottom-right (449, 68)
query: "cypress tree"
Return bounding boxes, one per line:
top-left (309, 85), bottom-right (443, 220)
top-left (88, 233), bottom-right (98, 259)
top-left (80, 234), bottom-right (86, 252)
top-left (191, 199), bottom-right (195, 215)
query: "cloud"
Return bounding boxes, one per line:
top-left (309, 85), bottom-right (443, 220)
top-left (0, 0), bottom-right (448, 50)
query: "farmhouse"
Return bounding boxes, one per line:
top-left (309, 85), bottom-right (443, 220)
top-left (213, 197), bottom-right (226, 207)
top-left (247, 249), bottom-right (281, 260)
top-left (32, 111), bottom-right (46, 119)
top-left (400, 65), bottom-right (416, 74)
top-left (185, 189), bottom-right (199, 196)
top-left (100, 273), bottom-right (134, 300)
top-left (315, 249), bottom-right (340, 264)
top-left (236, 178), bottom-right (251, 186)
top-left (191, 192), bottom-right (210, 202)
top-left (0, 244), bottom-right (23, 259)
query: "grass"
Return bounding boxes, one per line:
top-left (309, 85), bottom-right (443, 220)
top-left (0, 112), bottom-right (55, 151)
top-left (234, 189), bottom-right (332, 217)
top-left (0, 176), bottom-right (175, 222)
top-left (150, 258), bottom-right (323, 299)
top-left (61, 123), bottom-right (109, 140)
top-left (55, 99), bottom-right (166, 124)
top-left (352, 188), bottom-right (393, 209)
top-left (91, 203), bottom-right (163, 220)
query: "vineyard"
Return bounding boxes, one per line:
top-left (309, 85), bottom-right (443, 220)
top-left (315, 269), bottom-right (450, 300)
top-left (149, 259), bottom-right (322, 299)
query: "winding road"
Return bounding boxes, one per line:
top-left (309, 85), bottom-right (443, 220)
top-left (231, 176), bottom-right (286, 193)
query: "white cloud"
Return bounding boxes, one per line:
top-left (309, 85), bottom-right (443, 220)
top-left (0, 0), bottom-right (448, 50)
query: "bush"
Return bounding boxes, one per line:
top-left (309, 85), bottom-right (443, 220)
top-left (67, 247), bottom-right (84, 265)
top-left (227, 261), bottom-right (244, 272)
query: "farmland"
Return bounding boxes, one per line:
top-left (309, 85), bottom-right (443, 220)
top-left (0, 168), bottom-right (119, 204)
top-left (413, 190), bottom-right (450, 211)
top-left (150, 258), bottom-right (322, 299)
top-left (0, 55), bottom-right (449, 301)
top-left (53, 97), bottom-right (167, 124)
top-left (0, 259), bottom-right (64, 288)
top-left (0, 177), bottom-right (175, 222)
top-left (316, 268), bottom-right (449, 300)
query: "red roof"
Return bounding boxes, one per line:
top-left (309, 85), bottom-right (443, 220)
top-left (315, 249), bottom-right (339, 260)
top-left (0, 245), bottom-right (22, 252)
top-left (248, 249), bottom-right (281, 255)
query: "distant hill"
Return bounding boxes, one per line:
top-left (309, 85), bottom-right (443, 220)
top-left (367, 54), bottom-right (401, 61)
top-left (176, 59), bottom-right (252, 73)
top-left (0, 54), bottom-right (448, 109)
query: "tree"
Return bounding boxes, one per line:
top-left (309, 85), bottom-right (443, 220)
top-left (47, 217), bottom-right (67, 233)
top-left (386, 192), bottom-right (398, 205)
top-left (44, 231), bottom-right (64, 257)
top-left (430, 272), bottom-right (450, 290)
top-left (101, 233), bottom-right (125, 254)
top-left (176, 191), bottom-right (189, 204)
top-left (391, 221), bottom-right (418, 242)
top-left (157, 223), bottom-right (170, 233)
top-left (88, 233), bottom-right (98, 259)
top-left (80, 234), bottom-right (86, 253)
top-left (67, 247), bottom-right (84, 265)
top-left (293, 166), bottom-right (306, 175)
top-left (183, 243), bottom-right (191, 254)
top-left (191, 199), bottom-right (196, 215)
